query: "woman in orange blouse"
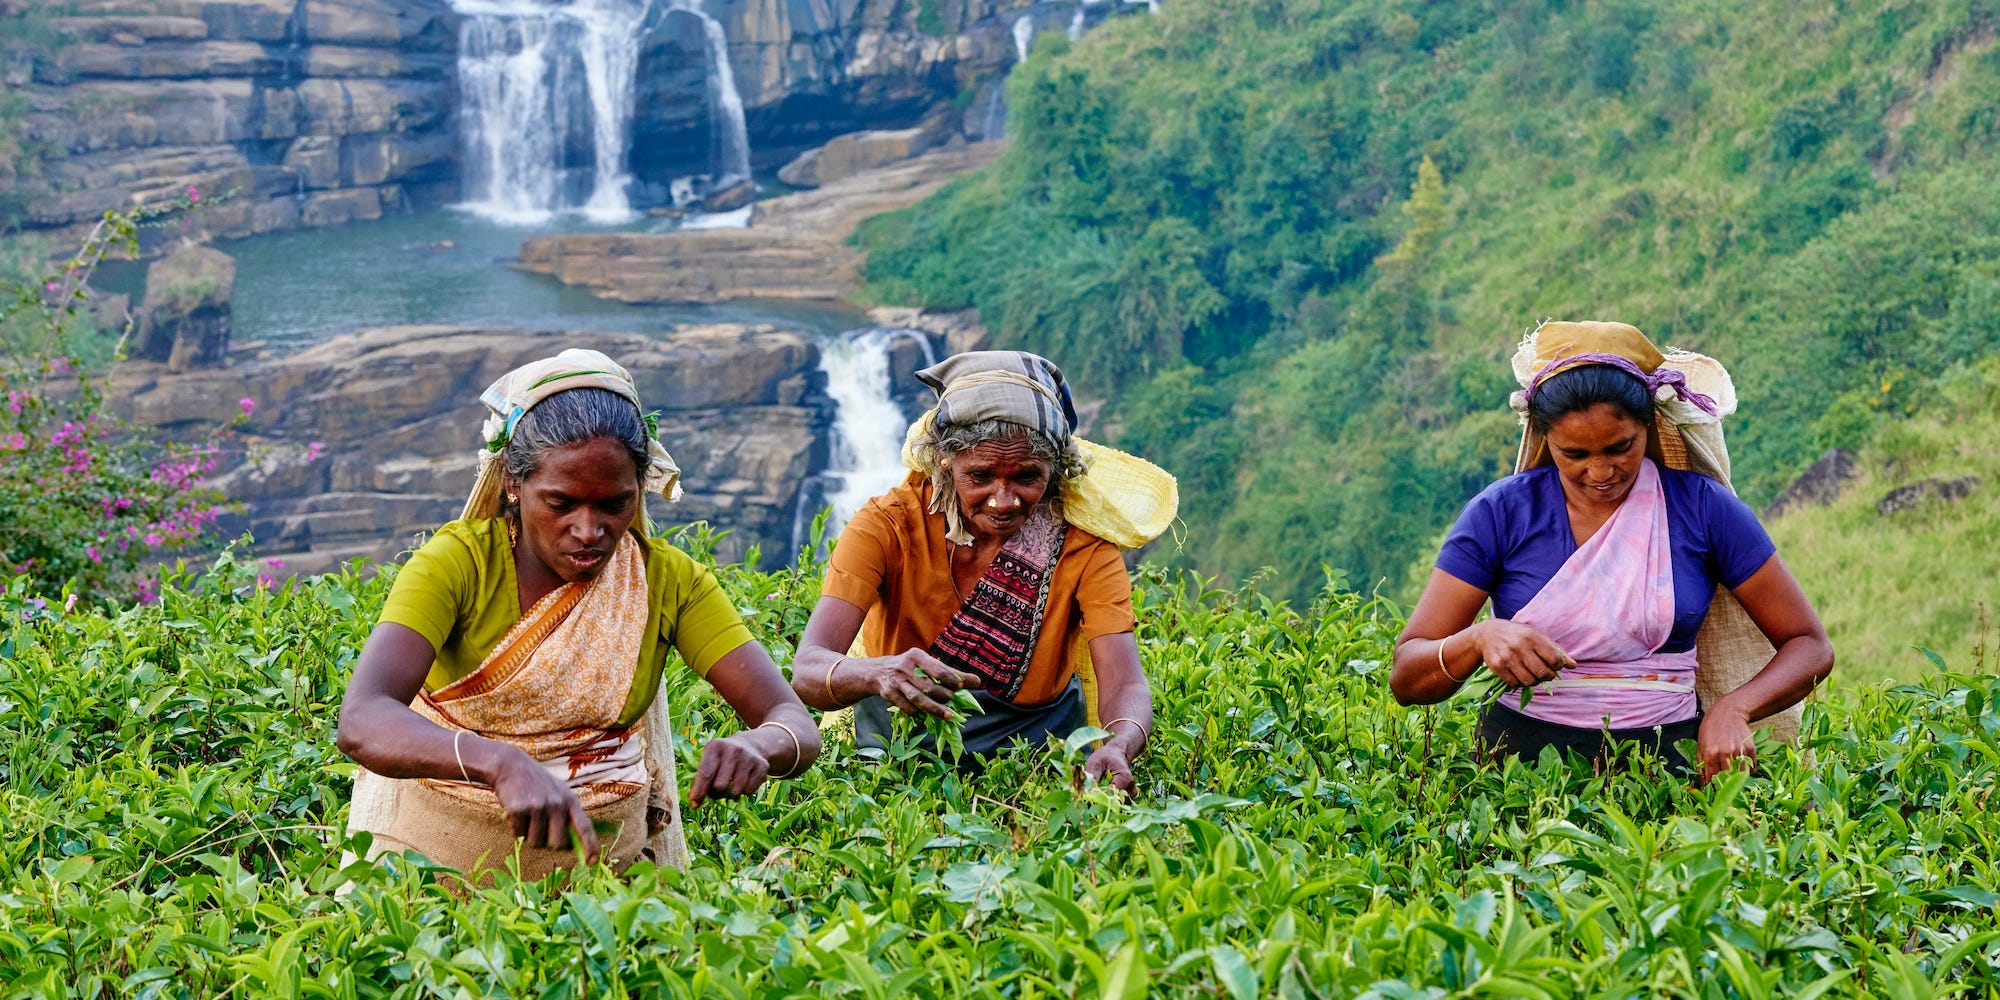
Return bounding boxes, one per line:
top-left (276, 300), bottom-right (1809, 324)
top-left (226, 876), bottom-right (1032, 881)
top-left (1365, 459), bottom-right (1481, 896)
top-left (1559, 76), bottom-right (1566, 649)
top-left (791, 351), bottom-right (1154, 789)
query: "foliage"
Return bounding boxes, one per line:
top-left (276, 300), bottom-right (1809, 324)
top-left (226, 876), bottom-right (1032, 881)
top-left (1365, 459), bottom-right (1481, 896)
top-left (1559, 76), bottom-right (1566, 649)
top-left (2, 544), bottom-right (1999, 995)
top-left (859, 0), bottom-right (2000, 602)
top-left (0, 196), bottom-right (243, 603)
top-left (1767, 355), bottom-right (2000, 687)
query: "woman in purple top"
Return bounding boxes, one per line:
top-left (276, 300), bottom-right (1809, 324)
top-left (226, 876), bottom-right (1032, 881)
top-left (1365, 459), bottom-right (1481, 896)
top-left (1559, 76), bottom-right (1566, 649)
top-left (1389, 322), bottom-right (1832, 780)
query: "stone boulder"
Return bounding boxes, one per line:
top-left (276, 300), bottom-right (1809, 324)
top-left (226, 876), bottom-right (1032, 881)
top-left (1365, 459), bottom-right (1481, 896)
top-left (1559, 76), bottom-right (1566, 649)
top-left (700, 176), bottom-right (759, 213)
top-left (135, 244), bottom-right (236, 371)
top-left (1877, 476), bottom-right (1981, 516)
top-left (1766, 448), bottom-right (1858, 518)
top-left (778, 126), bottom-right (941, 188)
top-left (113, 324), bottom-right (832, 573)
top-left (10, 0), bottom-right (457, 246)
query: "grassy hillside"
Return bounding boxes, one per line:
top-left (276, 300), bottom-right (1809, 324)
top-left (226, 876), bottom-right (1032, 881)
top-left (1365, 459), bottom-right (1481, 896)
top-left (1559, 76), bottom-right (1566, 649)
top-left (1770, 357), bottom-right (2000, 686)
top-left (6, 542), bottom-right (2000, 993)
top-left (857, 0), bottom-right (2000, 605)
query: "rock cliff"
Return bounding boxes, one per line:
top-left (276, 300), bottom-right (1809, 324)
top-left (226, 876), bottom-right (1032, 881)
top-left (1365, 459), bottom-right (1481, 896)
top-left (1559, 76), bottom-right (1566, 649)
top-left (11, 0), bottom-right (459, 245)
top-left (5, 0), bottom-right (1130, 240)
top-left (113, 323), bottom-right (830, 575)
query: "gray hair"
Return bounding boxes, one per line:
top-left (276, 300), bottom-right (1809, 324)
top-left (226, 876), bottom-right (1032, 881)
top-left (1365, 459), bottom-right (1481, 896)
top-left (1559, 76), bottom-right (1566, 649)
top-left (502, 387), bottom-right (650, 485)
top-left (919, 418), bottom-right (1088, 542)
top-left (929, 418), bottom-right (1086, 483)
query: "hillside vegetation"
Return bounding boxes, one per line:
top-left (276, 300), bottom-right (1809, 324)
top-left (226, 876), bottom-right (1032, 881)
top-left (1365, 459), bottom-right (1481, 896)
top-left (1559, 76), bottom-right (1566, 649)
top-left (1769, 356), bottom-right (2000, 687)
top-left (857, 0), bottom-right (2000, 616)
top-left (5, 543), bottom-right (2000, 995)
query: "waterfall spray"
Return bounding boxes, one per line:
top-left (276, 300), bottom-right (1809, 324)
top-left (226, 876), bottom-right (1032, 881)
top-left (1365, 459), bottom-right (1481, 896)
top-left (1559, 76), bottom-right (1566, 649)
top-left (451, 0), bottom-right (751, 222)
top-left (798, 328), bottom-right (939, 551)
top-left (672, 0), bottom-right (751, 186)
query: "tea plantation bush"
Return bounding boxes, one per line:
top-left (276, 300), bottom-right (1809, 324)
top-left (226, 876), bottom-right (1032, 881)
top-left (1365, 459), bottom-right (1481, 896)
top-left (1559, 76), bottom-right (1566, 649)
top-left (3, 540), bottom-right (1998, 997)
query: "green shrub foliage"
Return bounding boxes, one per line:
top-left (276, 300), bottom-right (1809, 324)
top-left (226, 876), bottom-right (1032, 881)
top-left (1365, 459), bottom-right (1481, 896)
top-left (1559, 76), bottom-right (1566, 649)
top-left (860, 0), bottom-right (2000, 600)
top-left (2, 541), bottom-right (1997, 996)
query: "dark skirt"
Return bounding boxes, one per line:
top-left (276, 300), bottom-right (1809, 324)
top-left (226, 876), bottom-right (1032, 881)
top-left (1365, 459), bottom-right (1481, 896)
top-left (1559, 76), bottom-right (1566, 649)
top-left (1477, 699), bottom-right (1702, 776)
top-left (854, 676), bottom-right (1085, 762)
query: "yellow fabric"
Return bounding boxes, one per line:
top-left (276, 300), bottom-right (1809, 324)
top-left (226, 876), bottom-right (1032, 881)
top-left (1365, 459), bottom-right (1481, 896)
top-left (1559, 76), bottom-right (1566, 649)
top-left (378, 517), bottom-right (754, 726)
top-left (1063, 439), bottom-right (1180, 551)
top-left (898, 411), bottom-right (1179, 551)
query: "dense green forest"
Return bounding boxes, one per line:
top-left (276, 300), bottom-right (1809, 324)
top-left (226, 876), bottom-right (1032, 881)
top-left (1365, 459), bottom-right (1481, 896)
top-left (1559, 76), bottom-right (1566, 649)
top-left (858, 0), bottom-right (2000, 603)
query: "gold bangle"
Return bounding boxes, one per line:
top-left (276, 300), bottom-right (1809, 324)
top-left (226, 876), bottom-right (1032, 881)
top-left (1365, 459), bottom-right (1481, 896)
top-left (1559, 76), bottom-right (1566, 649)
top-left (1438, 634), bottom-right (1475, 684)
top-left (1104, 717), bottom-right (1150, 745)
top-left (758, 719), bottom-right (804, 779)
top-left (823, 656), bottom-right (848, 708)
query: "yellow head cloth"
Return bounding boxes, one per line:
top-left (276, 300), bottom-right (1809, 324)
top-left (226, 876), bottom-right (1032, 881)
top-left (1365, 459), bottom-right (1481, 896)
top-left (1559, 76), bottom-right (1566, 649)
top-left (1508, 320), bottom-right (1737, 483)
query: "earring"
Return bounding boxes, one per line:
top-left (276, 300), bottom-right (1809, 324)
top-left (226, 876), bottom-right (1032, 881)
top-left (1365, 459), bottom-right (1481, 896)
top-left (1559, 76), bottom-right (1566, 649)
top-left (507, 493), bottom-right (518, 505)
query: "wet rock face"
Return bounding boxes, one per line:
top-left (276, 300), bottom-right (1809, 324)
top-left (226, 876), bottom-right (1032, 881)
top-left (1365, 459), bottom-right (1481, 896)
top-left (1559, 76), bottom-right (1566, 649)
top-left (10, 0), bottom-right (1134, 239)
top-left (14, 0), bottom-right (458, 247)
top-left (630, 0), bottom-right (1045, 181)
top-left (112, 324), bottom-right (833, 575)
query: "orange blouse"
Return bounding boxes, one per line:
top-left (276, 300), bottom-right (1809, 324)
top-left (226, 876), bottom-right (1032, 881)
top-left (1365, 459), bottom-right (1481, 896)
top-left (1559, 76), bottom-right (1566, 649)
top-left (821, 473), bottom-right (1138, 706)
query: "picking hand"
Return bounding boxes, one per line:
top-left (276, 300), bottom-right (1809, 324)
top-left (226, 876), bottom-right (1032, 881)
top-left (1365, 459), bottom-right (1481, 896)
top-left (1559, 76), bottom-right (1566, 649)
top-left (687, 731), bottom-right (772, 806)
top-left (1696, 704), bottom-right (1757, 784)
top-left (1083, 742), bottom-right (1137, 792)
top-left (868, 650), bottom-right (983, 719)
top-left (1473, 620), bottom-right (1576, 688)
top-left (490, 749), bottom-right (599, 861)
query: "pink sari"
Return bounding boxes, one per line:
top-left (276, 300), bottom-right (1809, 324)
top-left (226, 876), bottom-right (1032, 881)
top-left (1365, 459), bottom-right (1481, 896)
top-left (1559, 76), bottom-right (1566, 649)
top-left (1504, 460), bottom-right (1699, 730)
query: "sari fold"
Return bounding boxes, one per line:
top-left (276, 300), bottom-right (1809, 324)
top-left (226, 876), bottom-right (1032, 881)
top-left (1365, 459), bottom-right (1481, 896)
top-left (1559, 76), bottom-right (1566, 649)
top-left (345, 534), bottom-right (690, 876)
top-left (1505, 461), bottom-right (1700, 730)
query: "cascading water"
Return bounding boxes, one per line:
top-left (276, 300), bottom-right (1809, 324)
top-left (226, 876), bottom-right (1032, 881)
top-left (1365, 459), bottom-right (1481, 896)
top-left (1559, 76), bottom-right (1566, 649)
top-left (676, 0), bottom-right (751, 187)
top-left (794, 328), bottom-right (939, 552)
top-left (453, 0), bottom-right (648, 224)
top-left (452, 0), bottom-right (751, 224)
top-left (1012, 14), bottom-right (1034, 62)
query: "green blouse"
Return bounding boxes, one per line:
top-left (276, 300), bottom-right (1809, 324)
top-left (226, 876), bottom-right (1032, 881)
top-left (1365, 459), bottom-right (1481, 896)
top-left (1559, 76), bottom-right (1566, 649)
top-left (377, 518), bottom-right (755, 726)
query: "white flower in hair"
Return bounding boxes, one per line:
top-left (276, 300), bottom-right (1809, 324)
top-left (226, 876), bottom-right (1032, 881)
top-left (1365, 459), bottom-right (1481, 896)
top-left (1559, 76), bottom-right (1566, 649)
top-left (481, 412), bottom-right (506, 447)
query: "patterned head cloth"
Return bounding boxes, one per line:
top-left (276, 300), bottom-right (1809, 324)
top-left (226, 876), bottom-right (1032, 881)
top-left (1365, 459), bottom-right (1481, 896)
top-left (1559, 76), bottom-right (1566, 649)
top-left (917, 351), bottom-right (1079, 441)
top-left (461, 348), bottom-right (682, 527)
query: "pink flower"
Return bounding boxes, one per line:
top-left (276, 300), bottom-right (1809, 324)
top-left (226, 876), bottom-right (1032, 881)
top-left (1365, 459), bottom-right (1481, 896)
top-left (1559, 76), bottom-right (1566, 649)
top-left (84, 545), bottom-right (102, 564)
top-left (256, 574), bottom-right (275, 589)
top-left (43, 281), bottom-right (57, 292)
top-left (187, 187), bottom-right (199, 203)
top-left (264, 557), bottom-right (284, 569)
top-left (2, 433), bottom-right (25, 451)
top-left (48, 357), bottom-right (70, 376)
top-left (304, 441), bottom-right (324, 462)
top-left (142, 532), bottom-right (162, 547)
top-left (238, 397), bottom-right (255, 417)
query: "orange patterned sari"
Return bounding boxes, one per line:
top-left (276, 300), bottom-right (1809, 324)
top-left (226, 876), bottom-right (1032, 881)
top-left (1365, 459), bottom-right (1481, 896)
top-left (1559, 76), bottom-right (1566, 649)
top-left (346, 534), bottom-right (689, 877)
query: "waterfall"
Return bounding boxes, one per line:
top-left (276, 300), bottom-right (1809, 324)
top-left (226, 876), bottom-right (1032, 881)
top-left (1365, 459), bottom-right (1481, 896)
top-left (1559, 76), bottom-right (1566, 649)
top-left (674, 0), bottom-right (751, 186)
top-left (799, 328), bottom-right (938, 551)
top-left (452, 0), bottom-right (751, 223)
top-left (1012, 14), bottom-right (1034, 62)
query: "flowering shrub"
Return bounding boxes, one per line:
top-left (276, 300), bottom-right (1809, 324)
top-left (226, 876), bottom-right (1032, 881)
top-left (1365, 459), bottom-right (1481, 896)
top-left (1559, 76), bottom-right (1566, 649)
top-left (0, 195), bottom-right (237, 604)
